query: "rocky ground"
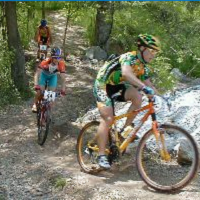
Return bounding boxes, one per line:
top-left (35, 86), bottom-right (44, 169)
top-left (0, 12), bottom-right (200, 200)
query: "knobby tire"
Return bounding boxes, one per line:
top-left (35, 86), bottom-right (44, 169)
top-left (136, 123), bottom-right (199, 192)
top-left (37, 106), bottom-right (50, 146)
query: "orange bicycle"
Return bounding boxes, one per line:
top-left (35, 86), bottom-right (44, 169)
top-left (77, 94), bottom-right (199, 192)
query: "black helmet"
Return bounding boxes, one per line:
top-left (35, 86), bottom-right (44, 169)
top-left (41, 19), bottom-right (47, 27)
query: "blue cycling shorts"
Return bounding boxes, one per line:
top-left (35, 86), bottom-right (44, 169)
top-left (39, 71), bottom-right (57, 88)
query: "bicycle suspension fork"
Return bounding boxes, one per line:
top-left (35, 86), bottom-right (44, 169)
top-left (151, 113), bottom-right (170, 161)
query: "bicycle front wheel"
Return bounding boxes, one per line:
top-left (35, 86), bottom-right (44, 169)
top-left (136, 124), bottom-right (199, 192)
top-left (37, 108), bottom-right (50, 146)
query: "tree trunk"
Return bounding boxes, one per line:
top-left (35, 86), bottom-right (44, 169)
top-left (0, 2), bottom-right (6, 40)
top-left (95, 1), bottom-right (114, 51)
top-left (63, 14), bottom-right (70, 60)
top-left (42, 1), bottom-right (45, 19)
top-left (27, 8), bottom-right (30, 41)
top-left (5, 2), bottom-right (26, 93)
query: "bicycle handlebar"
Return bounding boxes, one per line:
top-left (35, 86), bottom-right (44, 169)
top-left (111, 89), bottom-right (172, 111)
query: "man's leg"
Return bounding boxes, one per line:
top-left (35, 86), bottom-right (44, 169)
top-left (97, 106), bottom-right (114, 155)
top-left (124, 86), bottom-right (142, 127)
top-left (32, 86), bottom-right (45, 112)
top-left (94, 81), bottom-right (114, 169)
top-left (47, 75), bottom-right (58, 122)
top-left (32, 72), bottom-right (46, 112)
top-left (48, 86), bottom-right (56, 112)
top-left (97, 105), bottom-right (114, 169)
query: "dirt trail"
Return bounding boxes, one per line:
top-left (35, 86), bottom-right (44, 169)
top-left (0, 11), bottom-right (200, 200)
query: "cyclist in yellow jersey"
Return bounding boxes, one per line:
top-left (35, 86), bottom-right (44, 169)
top-left (93, 34), bottom-right (161, 169)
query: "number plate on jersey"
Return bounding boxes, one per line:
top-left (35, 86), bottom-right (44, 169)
top-left (43, 90), bottom-right (56, 102)
top-left (40, 45), bottom-right (47, 51)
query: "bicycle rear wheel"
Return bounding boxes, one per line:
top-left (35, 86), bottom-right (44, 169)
top-left (77, 121), bottom-right (102, 173)
top-left (37, 107), bottom-right (50, 146)
top-left (136, 124), bottom-right (199, 192)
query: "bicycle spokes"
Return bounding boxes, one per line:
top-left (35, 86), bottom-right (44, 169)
top-left (77, 121), bottom-right (114, 173)
top-left (77, 122), bottom-right (100, 172)
top-left (137, 124), bottom-right (199, 191)
top-left (87, 142), bottom-right (99, 153)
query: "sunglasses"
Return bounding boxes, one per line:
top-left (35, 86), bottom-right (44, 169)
top-left (147, 48), bottom-right (159, 55)
top-left (52, 56), bottom-right (61, 60)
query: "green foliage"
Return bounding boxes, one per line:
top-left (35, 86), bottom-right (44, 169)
top-left (66, 2), bottom-right (96, 46)
top-left (0, 39), bottom-right (21, 109)
top-left (45, 2), bottom-right (66, 11)
top-left (54, 178), bottom-right (66, 189)
top-left (85, 13), bottom-right (96, 46)
top-left (0, 195), bottom-right (6, 200)
top-left (22, 59), bottom-right (35, 99)
top-left (142, 2), bottom-right (200, 78)
top-left (3, 1), bottom-right (200, 110)
top-left (50, 175), bottom-right (68, 190)
top-left (17, 2), bottom-right (41, 48)
top-left (110, 2), bottom-right (165, 53)
top-left (151, 56), bottom-right (177, 93)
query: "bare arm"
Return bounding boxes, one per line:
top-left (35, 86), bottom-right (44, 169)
top-left (143, 78), bottom-right (160, 95)
top-left (121, 64), bottom-right (145, 89)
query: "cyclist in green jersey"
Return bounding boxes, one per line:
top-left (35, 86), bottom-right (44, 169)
top-left (93, 34), bottom-right (161, 169)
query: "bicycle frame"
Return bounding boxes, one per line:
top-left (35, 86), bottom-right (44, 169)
top-left (87, 97), bottom-right (170, 160)
top-left (37, 98), bottom-right (51, 122)
top-left (88, 99), bottom-right (155, 151)
top-left (114, 99), bottom-right (157, 152)
top-left (111, 98), bottom-right (170, 160)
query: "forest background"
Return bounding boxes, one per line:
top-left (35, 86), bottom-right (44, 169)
top-left (0, 1), bottom-right (200, 108)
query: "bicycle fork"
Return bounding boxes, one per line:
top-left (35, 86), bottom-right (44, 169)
top-left (152, 121), bottom-right (171, 161)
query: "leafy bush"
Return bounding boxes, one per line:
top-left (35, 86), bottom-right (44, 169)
top-left (151, 56), bottom-right (177, 93)
top-left (17, 2), bottom-right (41, 49)
top-left (0, 39), bottom-right (22, 109)
top-left (74, 7), bottom-right (96, 46)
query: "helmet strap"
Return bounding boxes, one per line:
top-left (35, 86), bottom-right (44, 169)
top-left (137, 47), bottom-right (147, 64)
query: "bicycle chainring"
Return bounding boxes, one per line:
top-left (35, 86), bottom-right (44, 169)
top-left (108, 144), bottom-right (120, 165)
